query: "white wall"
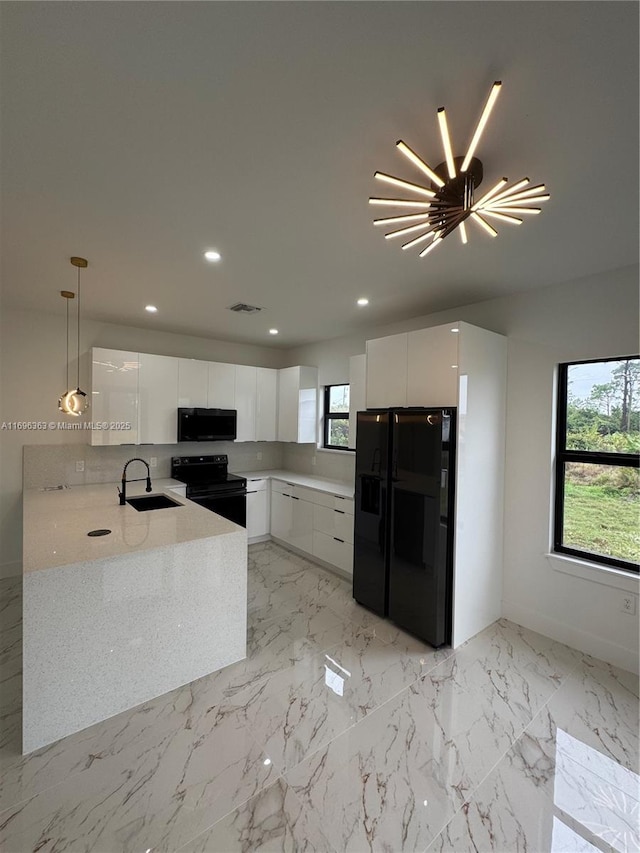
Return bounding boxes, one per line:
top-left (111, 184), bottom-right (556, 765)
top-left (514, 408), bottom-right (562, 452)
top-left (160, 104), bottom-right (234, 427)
top-left (288, 264), bottom-right (640, 672)
top-left (0, 307), bottom-right (288, 574)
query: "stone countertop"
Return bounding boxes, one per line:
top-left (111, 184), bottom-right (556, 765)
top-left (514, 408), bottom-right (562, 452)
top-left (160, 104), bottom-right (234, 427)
top-left (23, 478), bottom-right (241, 574)
top-left (233, 469), bottom-right (354, 499)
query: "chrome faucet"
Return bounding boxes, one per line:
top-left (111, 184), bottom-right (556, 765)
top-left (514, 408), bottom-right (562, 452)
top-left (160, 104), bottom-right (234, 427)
top-left (118, 458), bottom-right (152, 505)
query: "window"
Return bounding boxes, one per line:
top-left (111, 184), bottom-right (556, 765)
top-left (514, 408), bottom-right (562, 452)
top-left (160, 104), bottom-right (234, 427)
top-left (323, 384), bottom-right (351, 450)
top-left (554, 356), bottom-right (639, 573)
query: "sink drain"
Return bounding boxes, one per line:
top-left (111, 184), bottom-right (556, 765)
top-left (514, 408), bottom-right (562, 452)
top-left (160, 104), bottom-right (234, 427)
top-left (87, 529), bottom-right (112, 537)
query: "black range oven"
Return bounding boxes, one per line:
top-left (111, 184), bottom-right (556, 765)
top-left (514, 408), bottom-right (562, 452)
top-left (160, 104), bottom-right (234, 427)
top-left (171, 454), bottom-right (247, 528)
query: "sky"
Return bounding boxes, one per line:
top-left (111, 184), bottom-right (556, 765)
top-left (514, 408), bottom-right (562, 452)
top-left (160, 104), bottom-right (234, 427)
top-left (569, 359), bottom-right (638, 402)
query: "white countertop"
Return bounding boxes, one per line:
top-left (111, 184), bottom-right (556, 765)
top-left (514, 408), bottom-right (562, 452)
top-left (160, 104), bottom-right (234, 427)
top-left (234, 469), bottom-right (354, 499)
top-left (23, 478), bottom-right (241, 574)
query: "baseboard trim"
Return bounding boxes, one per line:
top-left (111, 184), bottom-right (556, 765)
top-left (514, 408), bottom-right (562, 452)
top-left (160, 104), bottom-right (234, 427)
top-left (0, 561), bottom-right (21, 580)
top-left (502, 598), bottom-right (639, 675)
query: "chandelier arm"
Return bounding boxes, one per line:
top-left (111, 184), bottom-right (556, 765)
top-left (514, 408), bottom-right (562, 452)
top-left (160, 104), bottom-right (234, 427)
top-left (396, 141), bottom-right (445, 188)
top-left (461, 81), bottom-right (502, 173)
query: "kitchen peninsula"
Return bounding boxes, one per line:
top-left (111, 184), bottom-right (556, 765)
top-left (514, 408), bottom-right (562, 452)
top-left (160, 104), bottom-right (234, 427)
top-left (22, 479), bottom-right (247, 753)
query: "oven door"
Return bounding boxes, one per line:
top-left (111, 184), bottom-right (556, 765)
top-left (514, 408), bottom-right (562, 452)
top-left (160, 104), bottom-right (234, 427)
top-left (190, 489), bottom-right (247, 528)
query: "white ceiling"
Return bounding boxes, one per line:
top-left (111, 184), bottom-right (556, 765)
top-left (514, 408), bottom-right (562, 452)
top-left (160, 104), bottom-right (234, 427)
top-left (1, 2), bottom-right (638, 347)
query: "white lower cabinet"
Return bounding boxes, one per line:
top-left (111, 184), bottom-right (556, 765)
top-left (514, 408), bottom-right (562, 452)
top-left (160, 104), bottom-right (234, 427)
top-left (269, 479), bottom-right (354, 576)
top-left (313, 504), bottom-right (354, 543)
top-left (312, 531), bottom-right (353, 574)
top-left (289, 496), bottom-right (314, 553)
top-left (270, 490), bottom-right (293, 542)
top-left (246, 478), bottom-right (269, 540)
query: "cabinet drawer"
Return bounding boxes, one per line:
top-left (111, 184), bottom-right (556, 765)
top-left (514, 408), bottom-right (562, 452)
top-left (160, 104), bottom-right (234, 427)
top-left (332, 495), bottom-right (353, 515)
top-left (312, 531), bottom-right (353, 575)
top-left (313, 504), bottom-right (354, 544)
top-left (271, 479), bottom-right (297, 496)
top-left (246, 478), bottom-right (268, 492)
top-left (293, 484), bottom-right (325, 504)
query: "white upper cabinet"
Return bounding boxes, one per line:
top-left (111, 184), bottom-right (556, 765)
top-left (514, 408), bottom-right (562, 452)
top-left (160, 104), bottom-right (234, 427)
top-left (256, 367), bottom-right (278, 441)
top-left (207, 362), bottom-right (236, 409)
top-left (90, 348), bottom-right (140, 446)
top-left (177, 358), bottom-right (209, 408)
top-left (365, 323), bottom-right (463, 409)
top-left (348, 354), bottom-right (366, 449)
top-left (365, 333), bottom-right (408, 409)
top-left (277, 366), bottom-right (318, 443)
top-left (138, 353), bottom-right (179, 444)
top-left (234, 365), bottom-right (257, 442)
top-left (406, 324), bottom-right (459, 407)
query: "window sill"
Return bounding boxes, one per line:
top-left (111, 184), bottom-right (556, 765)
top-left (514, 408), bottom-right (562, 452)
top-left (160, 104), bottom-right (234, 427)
top-left (316, 446), bottom-right (355, 455)
top-left (546, 553), bottom-right (639, 593)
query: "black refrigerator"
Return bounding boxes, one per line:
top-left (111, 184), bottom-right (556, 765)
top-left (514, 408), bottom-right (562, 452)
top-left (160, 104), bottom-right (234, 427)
top-left (353, 408), bottom-right (456, 647)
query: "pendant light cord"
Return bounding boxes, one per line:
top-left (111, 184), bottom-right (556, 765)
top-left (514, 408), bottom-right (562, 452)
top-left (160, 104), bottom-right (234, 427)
top-left (76, 265), bottom-right (81, 389)
top-left (66, 295), bottom-right (70, 392)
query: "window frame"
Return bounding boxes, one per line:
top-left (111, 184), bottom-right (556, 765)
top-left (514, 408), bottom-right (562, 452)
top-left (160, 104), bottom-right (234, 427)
top-left (554, 355), bottom-right (640, 574)
top-left (322, 383), bottom-right (352, 451)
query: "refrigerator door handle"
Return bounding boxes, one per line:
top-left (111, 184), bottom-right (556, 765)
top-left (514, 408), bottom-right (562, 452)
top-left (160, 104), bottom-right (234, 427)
top-left (441, 469), bottom-right (447, 488)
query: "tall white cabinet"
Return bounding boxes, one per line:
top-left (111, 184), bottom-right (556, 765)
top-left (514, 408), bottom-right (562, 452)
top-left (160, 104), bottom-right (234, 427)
top-left (138, 353), bottom-right (179, 445)
top-left (277, 366), bottom-right (318, 443)
top-left (364, 321), bottom-right (507, 649)
top-left (90, 348), bottom-right (140, 446)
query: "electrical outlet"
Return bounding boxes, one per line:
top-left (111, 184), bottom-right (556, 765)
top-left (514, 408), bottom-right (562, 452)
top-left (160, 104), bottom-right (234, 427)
top-left (150, 457), bottom-right (157, 468)
top-left (311, 455), bottom-right (317, 466)
top-left (621, 595), bottom-right (636, 615)
top-left (75, 460), bottom-right (85, 473)
top-left (257, 452), bottom-right (263, 461)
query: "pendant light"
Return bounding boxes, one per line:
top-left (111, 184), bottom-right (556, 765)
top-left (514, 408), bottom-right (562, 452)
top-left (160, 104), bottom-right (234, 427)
top-left (58, 256), bottom-right (90, 416)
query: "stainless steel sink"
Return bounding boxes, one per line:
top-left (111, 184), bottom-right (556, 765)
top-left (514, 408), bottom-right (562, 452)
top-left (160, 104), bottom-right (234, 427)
top-left (126, 494), bottom-right (182, 512)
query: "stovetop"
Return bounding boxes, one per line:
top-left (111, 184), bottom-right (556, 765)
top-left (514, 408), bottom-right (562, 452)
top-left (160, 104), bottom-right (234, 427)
top-left (170, 454), bottom-right (247, 492)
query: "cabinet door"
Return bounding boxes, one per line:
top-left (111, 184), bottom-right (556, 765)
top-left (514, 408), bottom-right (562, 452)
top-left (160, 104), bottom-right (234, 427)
top-left (406, 325), bottom-right (459, 407)
top-left (289, 496), bottom-right (314, 553)
top-left (313, 503), bottom-right (354, 544)
top-left (138, 353), bottom-right (179, 444)
top-left (247, 489), bottom-right (269, 538)
top-left (366, 333), bottom-right (408, 408)
top-left (256, 368), bottom-right (278, 441)
top-left (178, 359), bottom-right (209, 408)
top-left (91, 348), bottom-right (140, 446)
top-left (207, 362), bottom-right (236, 409)
top-left (312, 531), bottom-right (353, 575)
top-left (270, 489), bottom-right (293, 543)
top-left (277, 367), bottom-right (298, 442)
top-left (297, 367), bottom-right (318, 443)
top-left (235, 365), bottom-right (257, 442)
top-left (348, 354), bottom-right (366, 449)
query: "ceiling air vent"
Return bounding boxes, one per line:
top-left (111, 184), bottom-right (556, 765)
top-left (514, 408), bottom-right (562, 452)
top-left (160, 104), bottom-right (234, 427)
top-left (228, 303), bottom-right (263, 314)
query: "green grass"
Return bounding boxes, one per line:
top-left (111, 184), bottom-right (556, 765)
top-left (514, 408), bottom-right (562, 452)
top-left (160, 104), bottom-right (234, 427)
top-left (564, 482), bottom-right (640, 563)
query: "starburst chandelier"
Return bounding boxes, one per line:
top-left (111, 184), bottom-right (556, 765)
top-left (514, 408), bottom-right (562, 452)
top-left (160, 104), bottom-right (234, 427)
top-left (369, 82), bottom-right (550, 257)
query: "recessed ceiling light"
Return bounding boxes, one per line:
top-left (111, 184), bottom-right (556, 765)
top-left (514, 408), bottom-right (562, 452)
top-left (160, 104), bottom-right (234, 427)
top-left (145, 305), bottom-right (158, 313)
top-left (269, 328), bottom-right (279, 335)
top-left (204, 250), bottom-right (221, 262)
top-left (357, 298), bottom-right (369, 306)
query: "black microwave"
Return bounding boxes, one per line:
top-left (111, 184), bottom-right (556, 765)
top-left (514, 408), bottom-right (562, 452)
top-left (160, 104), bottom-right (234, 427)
top-left (177, 408), bottom-right (237, 442)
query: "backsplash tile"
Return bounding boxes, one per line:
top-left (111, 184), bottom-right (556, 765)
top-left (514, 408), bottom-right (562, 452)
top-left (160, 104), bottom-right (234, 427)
top-left (282, 444), bottom-right (354, 485)
top-left (23, 442), bottom-right (284, 490)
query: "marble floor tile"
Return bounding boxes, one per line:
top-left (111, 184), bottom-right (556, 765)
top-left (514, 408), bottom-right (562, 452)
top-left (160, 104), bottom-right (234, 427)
top-left (233, 627), bottom-right (425, 774)
top-left (1, 545), bottom-right (638, 853)
top-left (427, 656), bottom-right (640, 853)
top-left (284, 685), bottom-right (464, 853)
top-left (0, 701), bottom-right (278, 853)
top-left (178, 778), bottom-right (336, 852)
